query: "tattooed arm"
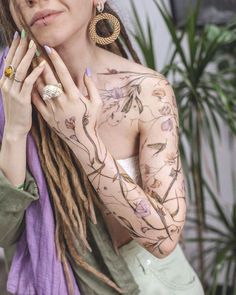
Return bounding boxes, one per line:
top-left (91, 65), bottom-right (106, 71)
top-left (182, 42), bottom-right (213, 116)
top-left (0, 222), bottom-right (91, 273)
top-left (31, 48), bottom-right (186, 257)
top-left (66, 73), bottom-right (186, 259)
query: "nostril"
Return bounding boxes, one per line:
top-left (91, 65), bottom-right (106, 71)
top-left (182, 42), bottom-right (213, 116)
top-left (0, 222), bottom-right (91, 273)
top-left (27, 0), bottom-right (33, 6)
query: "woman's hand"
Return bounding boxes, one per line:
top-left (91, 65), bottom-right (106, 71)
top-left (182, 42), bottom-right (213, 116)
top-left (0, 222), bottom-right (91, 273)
top-left (32, 47), bottom-right (102, 146)
top-left (0, 33), bottom-right (46, 138)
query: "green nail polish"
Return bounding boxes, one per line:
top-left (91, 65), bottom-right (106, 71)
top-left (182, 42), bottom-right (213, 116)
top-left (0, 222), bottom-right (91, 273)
top-left (35, 48), bottom-right (41, 57)
top-left (21, 29), bottom-right (26, 39)
top-left (29, 39), bottom-right (35, 49)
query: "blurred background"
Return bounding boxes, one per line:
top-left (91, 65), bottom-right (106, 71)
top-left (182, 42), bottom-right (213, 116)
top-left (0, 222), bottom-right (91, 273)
top-left (1, 0), bottom-right (236, 294)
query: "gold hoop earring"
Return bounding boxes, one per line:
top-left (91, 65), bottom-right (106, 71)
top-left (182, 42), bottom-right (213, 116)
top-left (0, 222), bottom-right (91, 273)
top-left (89, 2), bottom-right (121, 45)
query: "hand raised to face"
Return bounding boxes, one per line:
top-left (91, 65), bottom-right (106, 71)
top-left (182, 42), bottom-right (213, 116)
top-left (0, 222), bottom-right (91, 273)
top-left (0, 31), bottom-right (46, 138)
top-left (32, 46), bottom-right (102, 146)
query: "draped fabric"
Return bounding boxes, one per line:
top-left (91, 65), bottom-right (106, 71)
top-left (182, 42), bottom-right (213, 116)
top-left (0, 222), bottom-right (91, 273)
top-left (0, 47), bottom-right (80, 295)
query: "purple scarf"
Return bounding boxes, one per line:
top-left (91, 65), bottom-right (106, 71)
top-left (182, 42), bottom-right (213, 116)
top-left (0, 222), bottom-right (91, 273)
top-left (0, 47), bottom-right (80, 295)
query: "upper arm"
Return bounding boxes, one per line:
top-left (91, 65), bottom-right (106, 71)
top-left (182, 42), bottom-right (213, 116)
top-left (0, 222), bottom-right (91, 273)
top-left (138, 74), bottom-right (186, 228)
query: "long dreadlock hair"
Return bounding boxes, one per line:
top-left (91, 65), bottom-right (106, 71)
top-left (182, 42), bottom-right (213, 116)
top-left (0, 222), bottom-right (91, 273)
top-left (0, 1), bottom-right (141, 294)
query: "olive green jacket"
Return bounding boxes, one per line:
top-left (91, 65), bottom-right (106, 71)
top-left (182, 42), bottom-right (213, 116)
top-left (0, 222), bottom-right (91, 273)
top-left (0, 146), bottom-right (139, 295)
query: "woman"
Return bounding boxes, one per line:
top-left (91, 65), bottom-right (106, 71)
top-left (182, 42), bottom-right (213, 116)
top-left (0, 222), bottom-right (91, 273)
top-left (0, 0), bottom-right (205, 294)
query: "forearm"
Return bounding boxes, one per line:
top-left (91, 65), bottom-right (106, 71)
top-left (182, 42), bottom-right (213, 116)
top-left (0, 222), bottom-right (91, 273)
top-left (68, 131), bottom-right (185, 258)
top-left (0, 131), bottom-right (27, 187)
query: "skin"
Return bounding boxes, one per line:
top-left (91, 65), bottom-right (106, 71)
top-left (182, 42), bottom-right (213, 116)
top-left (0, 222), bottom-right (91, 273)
top-left (3, 0), bottom-right (187, 258)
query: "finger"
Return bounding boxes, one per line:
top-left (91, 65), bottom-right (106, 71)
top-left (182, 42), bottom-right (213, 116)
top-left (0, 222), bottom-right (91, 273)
top-left (20, 60), bottom-right (46, 104)
top-left (0, 31), bottom-right (20, 86)
top-left (83, 68), bottom-right (100, 103)
top-left (43, 62), bottom-right (58, 84)
top-left (12, 39), bottom-right (38, 92)
top-left (4, 31), bottom-right (21, 66)
top-left (35, 75), bottom-right (45, 97)
top-left (35, 61), bottom-right (60, 109)
top-left (10, 30), bottom-right (29, 69)
top-left (32, 87), bottom-right (49, 120)
top-left (4, 31), bottom-right (30, 89)
top-left (44, 46), bottom-right (79, 96)
top-left (34, 74), bottom-right (50, 106)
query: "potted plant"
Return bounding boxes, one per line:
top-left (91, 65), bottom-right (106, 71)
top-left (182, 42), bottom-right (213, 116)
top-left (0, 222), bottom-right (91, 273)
top-left (130, 0), bottom-right (236, 290)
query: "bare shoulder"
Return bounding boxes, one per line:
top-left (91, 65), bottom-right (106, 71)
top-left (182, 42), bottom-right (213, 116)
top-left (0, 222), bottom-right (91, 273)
top-left (98, 50), bottom-right (178, 127)
top-left (106, 51), bottom-right (176, 108)
top-left (102, 50), bottom-right (175, 96)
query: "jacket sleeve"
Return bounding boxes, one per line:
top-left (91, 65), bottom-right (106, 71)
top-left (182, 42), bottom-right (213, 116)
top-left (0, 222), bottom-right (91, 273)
top-left (0, 164), bottom-right (39, 248)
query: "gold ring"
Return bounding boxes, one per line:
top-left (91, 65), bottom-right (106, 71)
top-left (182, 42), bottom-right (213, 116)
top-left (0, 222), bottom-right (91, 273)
top-left (4, 65), bottom-right (16, 79)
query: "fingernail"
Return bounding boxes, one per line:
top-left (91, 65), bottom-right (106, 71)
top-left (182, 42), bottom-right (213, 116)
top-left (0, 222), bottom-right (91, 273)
top-left (44, 45), bottom-right (52, 55)
top-left (21, 29), bottom-right (26, 39)
top-left (29, 39), bottom-right (35, 49)
top-left (86, 67), bottom-right (92, 77)
top-left (13, 31), bottom-right (19, 40)
top-left (35, 48), bottom-right (41, 57)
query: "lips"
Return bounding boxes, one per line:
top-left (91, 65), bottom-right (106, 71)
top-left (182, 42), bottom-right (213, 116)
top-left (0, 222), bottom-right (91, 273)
top-left (30, 9), bottom-right (63, 26)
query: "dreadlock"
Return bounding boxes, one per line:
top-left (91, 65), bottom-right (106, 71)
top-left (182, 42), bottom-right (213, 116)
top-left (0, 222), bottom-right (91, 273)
top-left (0, 1), bottom-right (141, 294)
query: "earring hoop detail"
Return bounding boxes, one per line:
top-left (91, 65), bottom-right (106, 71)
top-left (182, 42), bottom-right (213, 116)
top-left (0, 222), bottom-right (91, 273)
top-left (89, 4), bottom-right (121, 45)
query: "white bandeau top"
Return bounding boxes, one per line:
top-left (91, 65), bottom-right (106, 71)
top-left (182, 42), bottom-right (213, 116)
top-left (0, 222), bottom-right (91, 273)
top-left (116, 154), bottom-right (142, 186)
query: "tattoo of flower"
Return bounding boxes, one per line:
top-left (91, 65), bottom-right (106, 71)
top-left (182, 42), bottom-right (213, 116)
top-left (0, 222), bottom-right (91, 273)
top-left (111, 87), bottom-right (123, 100)
top-left (65, 116), bottom-right (76, 130)
top-left (134, 199), bottom-right (151, 218)
top-left (161, 118), bottom-right (173, 131)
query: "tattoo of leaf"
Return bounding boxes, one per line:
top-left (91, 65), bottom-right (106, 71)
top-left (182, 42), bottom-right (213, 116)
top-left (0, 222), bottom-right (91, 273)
top-left (170, 168), bottom-right (178, 178)
top-left (113, 173), bottom-right (118, 182)
top-left (150, 190), bottom-right (163, 204)
top-left (135, 96), bottom-right (144, 114)
top-left (121, 97), bottom-right (133, 113)
top-left (121, 173), bottom-right (135, 184)
top-left (82, 114), bottom-right (89, 126)
top-left (147, 142), bottom-right (167, 156)
top-left (137, 84), bottom-right (142, 94)
top-left (112, 172), bottom-right (135, 184)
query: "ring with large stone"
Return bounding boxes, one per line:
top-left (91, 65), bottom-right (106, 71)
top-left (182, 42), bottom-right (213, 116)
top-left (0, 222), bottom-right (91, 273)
top-left (42, 83), bottom-right (63, 101)
top-left (4, 65), bottom-right (16, 79)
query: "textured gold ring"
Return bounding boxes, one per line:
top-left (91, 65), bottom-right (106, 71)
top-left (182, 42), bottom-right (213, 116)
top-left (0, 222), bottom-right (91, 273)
top-left (4, 65), bottom-right (16, 79)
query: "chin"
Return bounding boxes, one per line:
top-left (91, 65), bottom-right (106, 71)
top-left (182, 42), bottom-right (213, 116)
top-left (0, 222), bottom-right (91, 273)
top-left (34, 31), bottom-right (66, 48)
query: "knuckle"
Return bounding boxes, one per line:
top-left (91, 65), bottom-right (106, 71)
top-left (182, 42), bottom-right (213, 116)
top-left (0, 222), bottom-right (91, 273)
top-left (8, 89), bottom-right (17, 98)
top-left (1, 84), bottom-right (9, 93)
top-left (15, 68), bottom-right (24, 77)
top-left (24, 77), bottom-right (32, 87)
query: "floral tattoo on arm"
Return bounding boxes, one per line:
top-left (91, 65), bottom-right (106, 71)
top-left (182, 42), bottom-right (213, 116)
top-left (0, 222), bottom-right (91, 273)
top-left (52, 69), bottom-right (186, 257)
